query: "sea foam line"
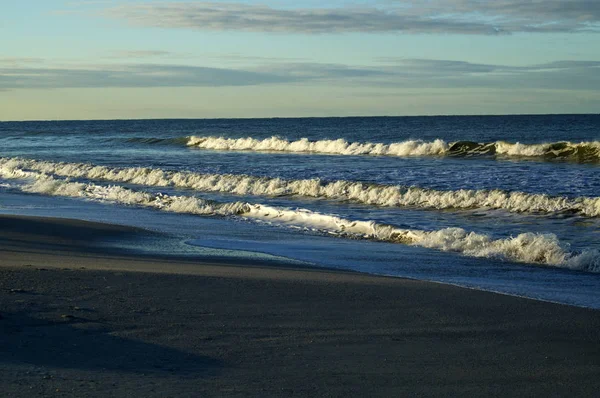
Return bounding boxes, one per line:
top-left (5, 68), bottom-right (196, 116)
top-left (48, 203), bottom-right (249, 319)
top-left (185, 136), bottom-right (600, 162)
top-left (1, 167), bottom-right (599, 272)
top-left (1, 157), bottom-right (599, 217)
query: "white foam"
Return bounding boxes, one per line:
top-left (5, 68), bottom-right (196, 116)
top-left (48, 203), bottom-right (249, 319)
top-left (185, 136), bottom-right (600, 161)
top-left (495, 141), bottom-right (550, 157)
top-left (18, 173), bottom-right (251, 216)
top-left (244, 206), bottom-right (597, 270)
top-left (1, 157), bottom-right (598, 217)
top-left (187, 136), bottom-right (449, 157)
top-left (2, 166), bottom-right (598, 272)
top-left (495, 140), bottom-right (600, 158)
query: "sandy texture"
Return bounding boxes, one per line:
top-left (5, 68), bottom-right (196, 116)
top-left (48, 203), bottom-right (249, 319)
top-left (1, 215), bottom-right (599, 397)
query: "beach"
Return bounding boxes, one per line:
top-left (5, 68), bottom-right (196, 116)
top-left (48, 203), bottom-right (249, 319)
top-left (4, 0), bottom-right (600, 395)
top-left (1, 214), bottom-right (599, 397)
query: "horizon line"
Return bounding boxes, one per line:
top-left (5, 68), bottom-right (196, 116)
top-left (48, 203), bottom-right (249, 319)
top-left (2, 112), bottom-right (598, 123)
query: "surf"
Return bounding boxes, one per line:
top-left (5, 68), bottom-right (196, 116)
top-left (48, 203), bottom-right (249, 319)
top-left (1, 168), bottom-right (598, 272)
top-left (182, 136), bottom-right (600, 162)
top-left (2, 157), bottom-right (599, 217)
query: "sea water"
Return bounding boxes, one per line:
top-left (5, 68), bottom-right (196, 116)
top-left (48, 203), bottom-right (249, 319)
top-left (1, 115), bottom-right (599, 307)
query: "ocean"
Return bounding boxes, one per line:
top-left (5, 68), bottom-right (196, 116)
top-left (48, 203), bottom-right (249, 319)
top-left (1, 115), bottom-right (599, 308)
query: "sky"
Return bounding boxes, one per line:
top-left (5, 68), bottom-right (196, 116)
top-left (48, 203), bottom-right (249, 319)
top-left (1, 0), bottom-right (599, 120)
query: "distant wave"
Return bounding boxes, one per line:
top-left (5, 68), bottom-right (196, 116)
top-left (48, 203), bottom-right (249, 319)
top-left (124, 137), bottom-right (189, 145)
top-left (182, 136), bottom-right (600, 162)
top-left (2, 157), bottom-right (599, 217)
top-left (1, 168), bottom-right (598, 272)
top-left (187, 136), bottom-right (449, 156)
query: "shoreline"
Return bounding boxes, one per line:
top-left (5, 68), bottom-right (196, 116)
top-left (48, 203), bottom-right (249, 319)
top-left (0, 213), bottom-right (347, 275)
top-left (1, 214), bottom-right (599, 396)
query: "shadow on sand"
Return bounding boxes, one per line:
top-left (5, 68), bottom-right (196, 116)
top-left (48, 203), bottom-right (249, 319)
top-left (0, 311), bottom-right (222, 376)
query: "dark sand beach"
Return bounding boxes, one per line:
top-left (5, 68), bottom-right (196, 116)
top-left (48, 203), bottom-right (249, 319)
top-left (1, 215), bottom-right (599, 397)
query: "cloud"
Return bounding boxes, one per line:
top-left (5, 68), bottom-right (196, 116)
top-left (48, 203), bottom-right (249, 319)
top-left (376, 58), bottom-right (499, 75)
top-left (378, 58), bottom-right (600, 74)
top-left (206, 53), bottom-right (307, 63)
top-left (1, 59), bottom-right (598, 91)
top-left (0, 62), bottom-right (387, 90)
top-left (99, 1), bottom-right (600, 34)
top-left (0, 58), bottom-right (45, 67)
top-left (104, 51), bottom-right (306, 63)
top-left (260, 62), bottom-right (391, 79)
top-left (104, 50), bottom-right (180, 59)
top-left (0, 64), bottom-right (296, 89)
top-left (416, 1), bottom-right (600, 23)
top-left (100, 2), bottom-right (507, 35)
top-left (405, 0), bottom-right (600, 33)
top-left (371, 58), bottom-right (600, 90)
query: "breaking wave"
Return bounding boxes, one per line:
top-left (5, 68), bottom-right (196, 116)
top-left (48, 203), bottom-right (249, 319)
top-left (187, 136), bottom-right (448, 156)
top-left (2, 157), bottom-right (599, 217)
top-left (183, 136), bottom-right (600, 162)
top-left (1, 167), bottom-right (598, 272)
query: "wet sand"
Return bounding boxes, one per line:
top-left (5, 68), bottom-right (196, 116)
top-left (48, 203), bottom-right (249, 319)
top-left (1, 215), bottom-right (599, 397)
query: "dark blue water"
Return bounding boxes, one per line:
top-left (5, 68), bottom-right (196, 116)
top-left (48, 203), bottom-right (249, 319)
top-left (1, 115), bottom-right (599, 308)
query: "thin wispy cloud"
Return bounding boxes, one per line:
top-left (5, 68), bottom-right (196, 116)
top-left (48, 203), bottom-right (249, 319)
top-left (101, 50), bottom-right (304, 63)
top-left (260, 62), bottom-right (391, 79)
top-left (0, 58), bottom-right (45, 67)
top-left (375, 59), bottom-right (600, 90)
top-left (100, 1), bottom-right (600, 34)
top-left (378, 58), bottom-right (600, 73)
top-left (104, 50), bottom-right (180, 59)
top-left (208, 53), bottom-right (307, 63)
top-left (1, 59), bottom-right (598, 91)
top-left (0, 64), bottom-right (296, 89)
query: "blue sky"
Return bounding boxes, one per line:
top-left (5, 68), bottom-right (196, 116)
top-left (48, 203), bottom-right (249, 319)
top-left (1, 0), bottom-right (599, 120)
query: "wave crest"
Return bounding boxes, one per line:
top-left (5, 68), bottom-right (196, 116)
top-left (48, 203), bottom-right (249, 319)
top-left (2, 157), bottom-right (598, 217)
top-left (0, 158), bottom-right (600, 217)
top-left (184, 135), bottom-right (600, 162)
top-left (187, 136), bottom-right (449, 156)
